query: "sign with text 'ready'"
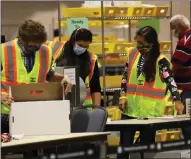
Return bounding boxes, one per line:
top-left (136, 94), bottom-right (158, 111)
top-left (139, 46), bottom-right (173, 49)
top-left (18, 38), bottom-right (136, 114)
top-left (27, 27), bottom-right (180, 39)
top-left (67, 18), bottom-right (88, 35)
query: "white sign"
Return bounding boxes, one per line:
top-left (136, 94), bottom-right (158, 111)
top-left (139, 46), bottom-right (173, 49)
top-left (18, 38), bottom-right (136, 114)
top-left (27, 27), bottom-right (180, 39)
top-left (64, 68), bottom-right (76, 85)
top-left (185, 98), bottom-right (191, 115)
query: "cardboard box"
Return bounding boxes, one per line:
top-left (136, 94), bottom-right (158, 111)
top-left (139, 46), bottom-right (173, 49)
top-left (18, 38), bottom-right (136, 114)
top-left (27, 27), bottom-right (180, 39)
top-left (10, 83), bottom-right (71, 136)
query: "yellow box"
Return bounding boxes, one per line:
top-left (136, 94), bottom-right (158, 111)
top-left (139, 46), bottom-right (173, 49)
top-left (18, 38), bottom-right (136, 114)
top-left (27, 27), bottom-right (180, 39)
top-left (104, 7), bottom-right (119, 17)
top-left (153, 6), bottom-right (169, 16)
top-left (92, 35), bottom-right (117, 43)
top-left (164, 105), bottom-right (174, 116)
top-left (127, 7), bottom-right (143, 16)
top-left (106, 106), bottom-right (122, 120)
top-left (62, 7), bottom-right (101, 18)
top-left (99, 55), bottom-right (127, 65)
top-left (116, 7), bottom-right (128, 17)
top-left (89, 42), bottom-right (135, 55)
top-left (100, 75), bottom-right (122, 88)
top-left (108, 136), bottom-right (120, 146)
top-left (166, 131), bottom-right (181, 141)
top-left (160, 41), bottom-right (171, 52)
top-left (89, 43), bottom-right (116, 54)
top-left (142, 6), bottom-right (155, 16)
top-left (114, 43), bottom-right (132, 53)
top-left (155, 132), bottom-right (167, 142)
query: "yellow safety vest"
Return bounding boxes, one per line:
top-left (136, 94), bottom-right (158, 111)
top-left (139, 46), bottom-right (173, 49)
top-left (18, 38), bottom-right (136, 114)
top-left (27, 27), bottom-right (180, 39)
top-left (124, 48), bottom-right (169, 117)
top-left (51, 42), bottom-right (98, 106)
top-left (82, 53), bottom-right (98, 106)
top-left (46, 40), bottom-right (65, 65)
top-left (1, 40), bottom-right (52, 114)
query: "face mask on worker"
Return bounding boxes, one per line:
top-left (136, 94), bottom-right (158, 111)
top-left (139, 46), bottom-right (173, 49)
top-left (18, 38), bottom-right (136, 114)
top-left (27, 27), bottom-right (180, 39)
top-left (18, 39), bottom-right (41, 55)
top-left (136, 44), bottom-right (152, 55)
top-left (172, 30), bottom-right (179, 38)
top-left (73, 44), bottom-right (87, 55)
top-left (25, 45), bottom-right (41, 53)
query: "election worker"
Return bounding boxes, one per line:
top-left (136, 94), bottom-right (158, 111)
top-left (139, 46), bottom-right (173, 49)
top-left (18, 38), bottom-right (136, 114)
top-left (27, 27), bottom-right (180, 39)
top-left (118, 26), bottom-right (184, 158)
top-left (1, 19), bottom-right (72, 133)
top-left (45, 28), bottom-right (65, 64)
top-left (55, 28), bottom-right (101, 106)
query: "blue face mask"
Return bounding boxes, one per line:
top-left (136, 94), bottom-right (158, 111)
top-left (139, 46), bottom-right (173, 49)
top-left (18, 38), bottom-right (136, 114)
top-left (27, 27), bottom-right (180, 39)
top-left (73, 44), bottom-right (87, 55)
top-left (25, 45), bottom-right (41, 53)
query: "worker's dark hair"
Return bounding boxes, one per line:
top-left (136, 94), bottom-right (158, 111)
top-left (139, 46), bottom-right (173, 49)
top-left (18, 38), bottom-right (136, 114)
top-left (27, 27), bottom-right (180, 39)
top-left (56, 28), bottom-right (93, 79)
top-left (18, 19), bottom-right (47, 44)
top-left (136, 26), bottom-right (160, 82)
top-left (70, 28), bottom-right (92, 42)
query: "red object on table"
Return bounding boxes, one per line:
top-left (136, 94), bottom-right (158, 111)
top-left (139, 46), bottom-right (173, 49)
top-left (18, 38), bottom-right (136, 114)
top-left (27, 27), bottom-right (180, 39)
top-left (1, 133), bottom-right (11, 143)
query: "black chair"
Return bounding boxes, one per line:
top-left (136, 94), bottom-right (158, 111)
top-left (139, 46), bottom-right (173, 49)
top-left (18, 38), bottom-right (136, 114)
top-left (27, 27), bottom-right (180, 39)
top-left (71, 105), bottom-right (108, 132)
top-left (57, 105), bottom-right (108, 157)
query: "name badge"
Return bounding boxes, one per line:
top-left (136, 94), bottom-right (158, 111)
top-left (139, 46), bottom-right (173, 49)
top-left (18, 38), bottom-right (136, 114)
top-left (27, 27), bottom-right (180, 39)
top-left (138, 80), bottom-right (144, 85)
top-left (30, 77), bottom-right (36, 83)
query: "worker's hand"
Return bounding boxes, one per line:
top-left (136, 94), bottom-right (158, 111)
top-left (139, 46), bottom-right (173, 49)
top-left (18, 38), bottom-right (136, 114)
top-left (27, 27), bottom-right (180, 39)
top-left (61, 75), bottom-right (72, 95)
top-left (119, 97), bottom-right (127, 112)
top-left (1, 94), bottom-right (14, 109)
top-left (175, 100), bottom-right (184, 115)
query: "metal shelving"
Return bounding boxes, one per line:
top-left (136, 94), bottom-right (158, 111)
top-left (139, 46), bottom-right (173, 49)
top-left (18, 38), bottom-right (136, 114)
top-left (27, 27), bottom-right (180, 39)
top-left (58, 1), bottom-right (173, 107)
top-left (60, 16), bottom-right (171, 21)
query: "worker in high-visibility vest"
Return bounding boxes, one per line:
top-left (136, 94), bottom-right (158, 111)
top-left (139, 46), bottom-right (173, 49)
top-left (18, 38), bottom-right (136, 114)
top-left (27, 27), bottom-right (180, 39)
top-left (1, 20), bottom-right (72, 133)
top-left (118, 26), bottom-right (184, 158)
top-left (45, 40), bottom-right (65, 65)
top-left (54, 28), bottom-right (101, 106)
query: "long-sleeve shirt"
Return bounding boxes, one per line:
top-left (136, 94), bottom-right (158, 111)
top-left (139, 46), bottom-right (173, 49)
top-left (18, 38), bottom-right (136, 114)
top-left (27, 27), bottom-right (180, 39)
top-left (171, 29), bottom-right (191, 90)
top-left (121, 55), bottom-right (181, 101)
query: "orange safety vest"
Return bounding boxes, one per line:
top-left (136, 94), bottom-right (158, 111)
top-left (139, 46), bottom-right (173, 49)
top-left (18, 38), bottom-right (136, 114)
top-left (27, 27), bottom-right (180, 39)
top-left (1, 40), bottom-right (52, 113)
top-left (124, 48), bottom-right (167, 117)
top-left (46, 40), bottom-right (65, 62)
top-left (83, 53), bottom-right (97, 105)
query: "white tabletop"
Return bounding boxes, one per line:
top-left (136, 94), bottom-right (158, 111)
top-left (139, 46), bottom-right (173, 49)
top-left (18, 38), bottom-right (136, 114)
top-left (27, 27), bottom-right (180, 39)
top-left (2, 132), bottom-right (110, 147)
top-left (107, 117), bottom-right (191, 125)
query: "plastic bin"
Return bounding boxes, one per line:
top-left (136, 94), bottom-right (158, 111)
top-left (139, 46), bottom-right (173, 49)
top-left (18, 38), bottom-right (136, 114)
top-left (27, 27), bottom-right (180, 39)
top-left (153, 6), bottom-right (169, 16)
top-left (89, 43), bottom-right (116, 54)
top-left (166, 131), bottom-right (181, 141)
top-left (106, 106), bottom-right (122, 121)
top-left (142, 6), bottom-right (155, 16)
top-left (100, 75), bottom-right (122, 88)
top-left (127, 7), bottom-right (143, 16)
top-left (62, 7), bottom-right (101, 18)
top-left (160, 41), bottom-right (171, 52)
top-left (98, 55), bottom-right (127, 65)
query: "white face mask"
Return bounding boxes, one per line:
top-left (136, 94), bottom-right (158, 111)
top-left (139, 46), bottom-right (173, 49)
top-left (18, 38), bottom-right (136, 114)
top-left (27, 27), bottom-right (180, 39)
top-left (73, 44), bottom-right (86, 55)
top-left (172, 30), bottom-right (179, 38)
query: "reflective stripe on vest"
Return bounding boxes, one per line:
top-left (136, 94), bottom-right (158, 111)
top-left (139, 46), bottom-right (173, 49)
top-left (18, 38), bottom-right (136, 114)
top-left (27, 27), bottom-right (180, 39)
top-left (127, 48), bottom-right (166, 99)
top-left (124, 48), bottom-right (168, 117)
top-left (83, 53), bottom-right (97, 104)
top-left (127, 83), bottom-right (166, 99)
top-left (1, 40), bottom-right (52, 114)
top-left (1, 83), bottom-right (9, 94)
top-left (1, 40), bottom-right (52, 94)
top-left (51, 41), bottom-right (64, 61)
